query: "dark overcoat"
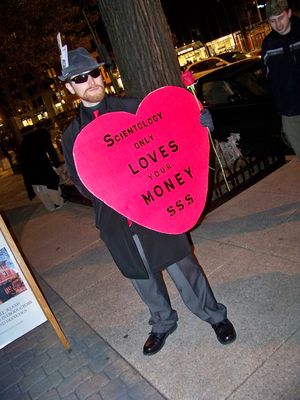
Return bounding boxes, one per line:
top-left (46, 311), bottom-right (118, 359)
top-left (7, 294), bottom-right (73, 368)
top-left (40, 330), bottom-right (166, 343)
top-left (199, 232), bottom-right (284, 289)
top-left (20, 127), bottom-right (61, 200)
top-left (62, 95), bottom-right (192, 279)
top-left (261, 15), bottom-right (300, 116)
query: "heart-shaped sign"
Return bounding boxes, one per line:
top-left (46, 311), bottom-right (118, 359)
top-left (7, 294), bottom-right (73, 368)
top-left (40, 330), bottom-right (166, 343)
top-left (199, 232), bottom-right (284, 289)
top-left (74, 86), bottom-right (209, 234)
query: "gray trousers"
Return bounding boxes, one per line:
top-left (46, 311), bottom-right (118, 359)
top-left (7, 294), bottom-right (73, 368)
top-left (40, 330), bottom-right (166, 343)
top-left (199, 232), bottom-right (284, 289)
top-left (282, 114), bottom-right (300, 160)
top-left (131, 235), bottom-right (227, 333)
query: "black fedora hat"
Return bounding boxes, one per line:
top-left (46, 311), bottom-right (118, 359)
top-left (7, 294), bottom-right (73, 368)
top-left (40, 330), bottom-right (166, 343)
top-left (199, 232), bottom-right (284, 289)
top-left (58, 47), bottom-right (102, 81)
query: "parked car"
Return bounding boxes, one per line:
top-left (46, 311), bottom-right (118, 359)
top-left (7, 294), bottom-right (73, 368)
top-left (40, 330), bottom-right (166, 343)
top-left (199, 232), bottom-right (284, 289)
top-left (185, 51), bottom-right (258, 80)
top-left (216, 50), bottom-right (250, 63)
top-left (185, 57), bottom-right (229, 79)
top-left (245, 49), bottom-right (262, 58)
top-left (195, 57), bottom-right (287, 157)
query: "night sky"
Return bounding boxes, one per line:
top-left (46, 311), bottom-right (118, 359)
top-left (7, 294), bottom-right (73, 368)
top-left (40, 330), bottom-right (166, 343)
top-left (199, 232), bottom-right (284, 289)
top-left (161, 0), bottom-right (246, 45)
top-left (161, 0), bottom-right (300, 46)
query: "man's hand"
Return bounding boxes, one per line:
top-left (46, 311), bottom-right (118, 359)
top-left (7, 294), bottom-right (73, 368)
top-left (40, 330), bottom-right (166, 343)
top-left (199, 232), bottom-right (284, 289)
top-left (200, 109), bottom-right (214, 131)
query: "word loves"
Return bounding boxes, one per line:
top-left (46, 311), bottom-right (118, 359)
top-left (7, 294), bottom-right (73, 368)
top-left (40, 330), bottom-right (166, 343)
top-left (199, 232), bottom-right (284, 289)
top-left (73, 86), bottom-right (210, 234)
top-left (103, 112), bottom-right (163, 148)
top-left (128, 140), bottom-right (178, 175)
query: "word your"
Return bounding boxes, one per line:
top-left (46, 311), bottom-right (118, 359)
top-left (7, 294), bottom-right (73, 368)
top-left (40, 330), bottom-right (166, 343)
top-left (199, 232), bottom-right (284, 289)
top-left (141, 166), bottom-right (193, 205)
top-left (103, 112), bottom-right (163, 147)
top-left (148, 163), bottom-right (172, 180)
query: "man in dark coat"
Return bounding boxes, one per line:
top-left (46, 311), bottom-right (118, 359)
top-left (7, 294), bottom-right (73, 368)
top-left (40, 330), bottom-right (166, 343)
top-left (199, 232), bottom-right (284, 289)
top-left (262, 0), bottom-right (300, 159)
top-left (59, 47), bottom-right (236, 355)
top-left (20, 124), bottom-right (65, 211)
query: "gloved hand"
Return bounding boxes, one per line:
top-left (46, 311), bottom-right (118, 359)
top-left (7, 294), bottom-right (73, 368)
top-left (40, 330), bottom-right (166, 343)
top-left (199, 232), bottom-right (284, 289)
top-left (200, 109), bottom-right (214, 131)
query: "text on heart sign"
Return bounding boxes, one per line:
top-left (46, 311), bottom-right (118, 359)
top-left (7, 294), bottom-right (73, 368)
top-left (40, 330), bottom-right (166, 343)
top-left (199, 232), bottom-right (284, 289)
top-left (103, 112), bottom-right (163, 147)
top-left (73, 86), bottom-right (210, 233)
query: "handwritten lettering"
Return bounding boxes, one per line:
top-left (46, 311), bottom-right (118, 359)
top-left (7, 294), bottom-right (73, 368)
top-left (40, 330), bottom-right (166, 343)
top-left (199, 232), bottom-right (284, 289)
top-left (141, 166), bottom-right (193, 205)
top-left (104, 112), bottom-right (163, 147)
top-left (128, 140), bottom-right (178, 175)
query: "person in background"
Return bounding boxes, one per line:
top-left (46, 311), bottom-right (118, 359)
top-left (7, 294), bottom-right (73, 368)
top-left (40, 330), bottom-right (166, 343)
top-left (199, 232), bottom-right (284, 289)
top-left (20, 123), bottom-right (66, 211)
top-left (262, 0), bottom-right (300, 159)
top-left (59, 47), bottom-right (236, 356)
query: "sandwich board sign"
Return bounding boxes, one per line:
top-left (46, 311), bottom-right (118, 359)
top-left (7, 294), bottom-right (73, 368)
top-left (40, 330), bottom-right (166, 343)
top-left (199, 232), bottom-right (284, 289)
top-left (0, 214), bottom-right (69, 350)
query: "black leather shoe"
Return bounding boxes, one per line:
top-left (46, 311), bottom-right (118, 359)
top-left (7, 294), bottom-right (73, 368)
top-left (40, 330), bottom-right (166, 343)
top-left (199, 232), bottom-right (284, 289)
top-left (143, 324), bottom-right (177, 355)
top-left (212, 319), bottom-right (236, 345)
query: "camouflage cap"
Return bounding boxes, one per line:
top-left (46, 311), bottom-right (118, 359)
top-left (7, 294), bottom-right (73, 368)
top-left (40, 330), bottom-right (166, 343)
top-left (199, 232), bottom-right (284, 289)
top-left (266, 0), bottom-right (289, 19)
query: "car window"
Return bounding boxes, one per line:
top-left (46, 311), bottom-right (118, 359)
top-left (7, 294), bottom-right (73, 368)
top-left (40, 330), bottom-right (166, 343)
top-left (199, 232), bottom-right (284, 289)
top-left (191, 62), bottom-right (207, 73)
top-left (218, 52), bottom-right (247, 62)
top-left (202, 80), bottom-right (235, 106)
top-left (190, 59), bottom-right (225, 73)
top-left (206, 59), bottom-right (225, 68)
top-left (235, 72), bottom-right (268, 96)
top-left (191, 61), bottom-right (212, 73)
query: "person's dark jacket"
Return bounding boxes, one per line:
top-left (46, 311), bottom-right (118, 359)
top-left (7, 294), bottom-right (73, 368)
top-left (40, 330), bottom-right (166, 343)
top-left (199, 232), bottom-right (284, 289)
top-left (261, 15), bottom-right (300, 116)
top-left (20, 127), bottom-right (61, 200)
top-left (62, 95), bottom-right (191, 280)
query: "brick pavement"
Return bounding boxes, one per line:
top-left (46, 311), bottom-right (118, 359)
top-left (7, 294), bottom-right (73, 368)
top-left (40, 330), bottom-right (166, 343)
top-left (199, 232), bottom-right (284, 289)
top-left (0, 278), bottom-right (167, 400)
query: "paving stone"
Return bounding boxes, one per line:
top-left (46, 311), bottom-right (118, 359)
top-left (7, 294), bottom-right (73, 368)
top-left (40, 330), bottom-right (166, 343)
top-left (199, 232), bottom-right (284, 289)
top-left (4, 337), bottom-right (28, 354)
top-left (17, 394), bottom-right (32, 400)
top-left (67, 339), bottom-right (89, 359)
top-left (61, 316), bottom-right (85, 331)
top-left (145, 393), bottom-right (167, 400)
top-left (57, 366), bottom-right (93, 397)
top-left (37, 327), bottom-right (57, 343)
top-left (62, 394), bottom-right (80, 400)
top-left (22, 352), bottom-right (50, 375)
top-left (0, 368), bottom-right (24, 392)
top-left (86, 394), bottom-right (104, 400)
top-left (89, 349), bottom-right (118, 374)
top-left (75, 374), bottom-right (110, 400)
top-left (11, 349), bottom-right (34, 370)
top-left (0, 362), bottom-right (13, 379)
top-left (127, 380), bottom-right (159, 400)
top-left (59, 353), bottom-right (90, 378)
top-left (40, 388), bottom-right (60, 400)
top-left (87, 341), bottom-right (108, 359)
top-left (39, 334), bottom-right (61, 350)
top-left (0, 352), bottom-right (12, 368)
top-left (43, 351), bottom-right (70, 374)
top-left (0, 384), bottom-right (21, 400)
top-left (2, 384), bottom-right (34, 399)
top-left (46, 341), bottom-right (67, 358)
top-left (83, 333), bottom-right (105, 348)
top-left (119, 369), bottom-right (143, 388)
top-left (103, 358), bottom-right (131, 380)
top-left (29, 371), bottom-right (63, 400)
top-left (100, 378), bottom-right (128, 400)
top-left (70, 324), bottom-right (92, 339)
top-left (25, 324), bottom-right (48, 341)
top-left (19, 367), bottom-right (47, 392)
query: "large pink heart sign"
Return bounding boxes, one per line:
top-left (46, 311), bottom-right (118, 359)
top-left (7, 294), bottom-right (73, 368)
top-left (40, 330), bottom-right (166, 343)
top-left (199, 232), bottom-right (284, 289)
top-left (74, 86), bottom-right (209, 234)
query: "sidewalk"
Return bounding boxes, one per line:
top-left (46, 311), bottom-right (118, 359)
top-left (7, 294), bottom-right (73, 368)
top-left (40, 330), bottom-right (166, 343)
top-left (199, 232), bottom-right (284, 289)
top-left (0, 158), bottom-right (299, 400)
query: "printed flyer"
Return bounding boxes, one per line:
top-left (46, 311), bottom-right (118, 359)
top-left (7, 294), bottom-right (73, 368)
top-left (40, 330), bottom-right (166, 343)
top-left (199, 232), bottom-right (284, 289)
top-left (0, 235), bottom-right (46, 349)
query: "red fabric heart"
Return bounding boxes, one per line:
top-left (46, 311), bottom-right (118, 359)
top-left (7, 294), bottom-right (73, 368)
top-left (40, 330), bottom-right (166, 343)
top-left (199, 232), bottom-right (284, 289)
top-left (74, 86), bottom-right (209, 234)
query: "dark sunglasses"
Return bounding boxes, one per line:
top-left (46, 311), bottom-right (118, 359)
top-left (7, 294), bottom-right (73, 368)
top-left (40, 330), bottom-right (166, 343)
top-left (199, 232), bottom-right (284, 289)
top-left (69, 68), bottom-right (101, 84)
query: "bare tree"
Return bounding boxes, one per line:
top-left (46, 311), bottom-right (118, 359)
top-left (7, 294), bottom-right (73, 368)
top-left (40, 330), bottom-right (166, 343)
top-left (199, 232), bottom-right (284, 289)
top-left (97, 0), bottom-right (183, 98)
top-left (0, 0), bottom-right (94, 146)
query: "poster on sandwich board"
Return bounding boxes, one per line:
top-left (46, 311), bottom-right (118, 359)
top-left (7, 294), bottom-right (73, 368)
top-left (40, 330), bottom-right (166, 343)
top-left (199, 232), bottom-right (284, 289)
top-left (0, 214), bottom-right (69, 349)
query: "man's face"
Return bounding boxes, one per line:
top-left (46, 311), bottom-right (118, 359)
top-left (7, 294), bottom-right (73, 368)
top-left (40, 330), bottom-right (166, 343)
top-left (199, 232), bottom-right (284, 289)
top-left (268, 9), bottom-right (292, 35)
top-left (65, 69), bottom-right (105, 107)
